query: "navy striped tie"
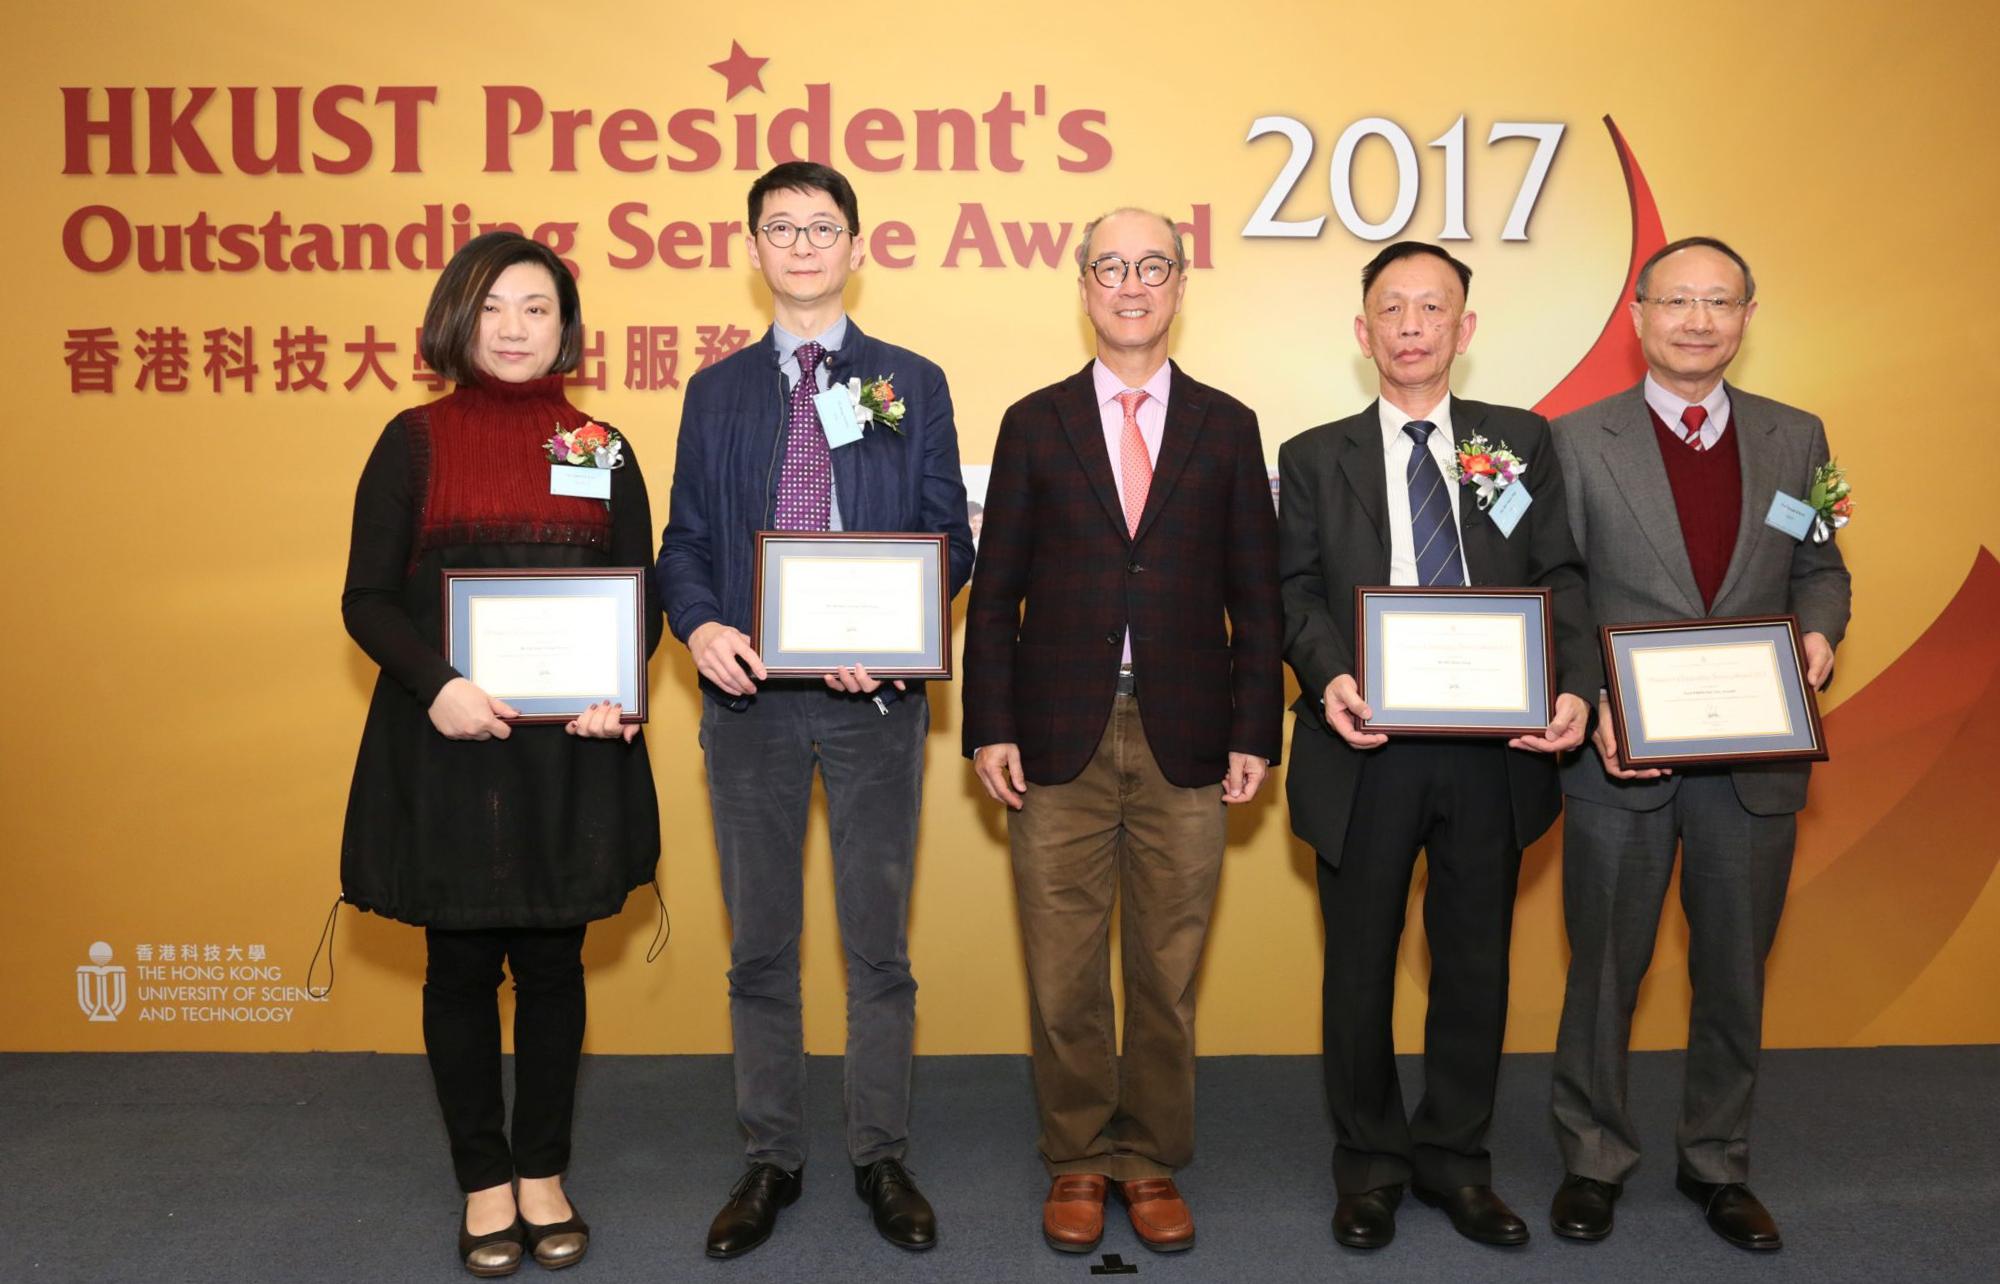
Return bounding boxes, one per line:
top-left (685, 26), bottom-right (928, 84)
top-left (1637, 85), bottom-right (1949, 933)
top-left (1404, 421), bottom-right (1466, 587)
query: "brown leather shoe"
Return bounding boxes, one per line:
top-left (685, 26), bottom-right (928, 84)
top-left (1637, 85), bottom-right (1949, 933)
top-left (1117, 1177), bottom-right (1195, 1252)
top-left (1042, 1174), bottom-right (1108, 1253)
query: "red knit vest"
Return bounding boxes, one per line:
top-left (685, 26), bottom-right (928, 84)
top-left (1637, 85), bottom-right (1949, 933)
top-left (1648, 406), bottom-right (1740, 610)
top-left (409, 374), bottom-right (612, 562)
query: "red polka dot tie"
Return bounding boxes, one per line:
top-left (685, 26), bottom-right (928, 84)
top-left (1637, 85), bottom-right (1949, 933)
top-left (774, 341), bottom-right (831, 530)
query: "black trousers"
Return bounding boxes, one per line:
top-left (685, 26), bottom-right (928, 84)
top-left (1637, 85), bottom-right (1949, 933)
top-left (422, 925), bottom-right (588, 1192)
top-left (1317, 740), bottom-right (1520, 1194)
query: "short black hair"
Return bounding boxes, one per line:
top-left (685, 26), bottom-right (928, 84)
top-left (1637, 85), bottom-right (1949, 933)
top-left (1360, 241), bottom-right (1472, 301)
top-left (420, 230), bottom-right (583, 385)
top-left (1635, 236), bottom-right (1756, 303)
top-left (747, 162), bottom-right (861, 235)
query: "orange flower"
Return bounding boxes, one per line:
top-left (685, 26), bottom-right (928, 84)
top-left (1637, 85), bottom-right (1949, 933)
top-left (1832, 496), bottom-right (1852, 517)
top-left (1461, 452), bottom-right (1496, 477)
top-left (877, 381), bottom-right (896, 404)
top-left (572, 422), bottom-right (610, 453)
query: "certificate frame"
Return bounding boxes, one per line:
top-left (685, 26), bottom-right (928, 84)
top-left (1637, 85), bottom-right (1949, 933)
top-left (1355, 586), bottom-right (1554, 736)
top-left (751, 532), bottom-right (952, 679)
top-left (440, 568), bottom-right (648, 725)
top-left (1602, 615), bottom-right (1826, 768)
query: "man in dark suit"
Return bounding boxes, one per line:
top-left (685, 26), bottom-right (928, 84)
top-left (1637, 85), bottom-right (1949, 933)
top-left (962, 208), bottom-right (1282, 1255)
top-left (1546, 237), bottom-right (1849, 1251)
top-left (1279, 242), bottom-right (1596, 1250)
top-left (658, 162), bottom-right (973, 1257)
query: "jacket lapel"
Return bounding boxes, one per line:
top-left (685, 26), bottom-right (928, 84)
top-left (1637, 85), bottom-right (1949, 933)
top-left (1336, 402), bottom-right (1389, 549)
top-left (1710, 383), bottom-right (1779, 611)
top-left (1054, 364), bottom-right (1130, 539)
top-left (1602, 384), bottom-right (1704, 615)
top-left (1451, 400), bottom-right (1496, 582)
top-left (1132, 362), bottom-right (1206, 544)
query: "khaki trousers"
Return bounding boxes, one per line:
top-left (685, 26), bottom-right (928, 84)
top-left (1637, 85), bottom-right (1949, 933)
top-left (1008, 692), bottom-right (1226, 1179)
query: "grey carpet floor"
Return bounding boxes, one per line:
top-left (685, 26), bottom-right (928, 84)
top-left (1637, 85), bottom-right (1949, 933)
top-left (2, 1047), bottom-right (1994, 1283)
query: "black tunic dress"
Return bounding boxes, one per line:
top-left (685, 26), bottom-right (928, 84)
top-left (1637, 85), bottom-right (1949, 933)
top-left (339, 376), bottom-right (663, 929)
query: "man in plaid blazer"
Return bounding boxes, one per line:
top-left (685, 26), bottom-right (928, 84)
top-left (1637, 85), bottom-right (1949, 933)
top-left (962, 208), bottom-right (1282, 1256)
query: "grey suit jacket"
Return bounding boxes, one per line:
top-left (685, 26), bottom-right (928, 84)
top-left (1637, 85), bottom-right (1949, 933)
top-left (1552, 381), bottom-right (1852, 816)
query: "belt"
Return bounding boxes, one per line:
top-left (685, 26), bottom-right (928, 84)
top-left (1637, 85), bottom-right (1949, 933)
top-left (1115, 665), bottom-right (1137, 696)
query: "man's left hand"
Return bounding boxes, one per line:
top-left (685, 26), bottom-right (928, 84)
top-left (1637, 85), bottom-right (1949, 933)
top-left (1509, 692), bottom-right (1590, 754)
top-left (1223, 752), bottom-right (1267, 804)
top-left (1802, 631), bottom-right (1834, 690)
top-left (824, 663), bottom-right (907, 696)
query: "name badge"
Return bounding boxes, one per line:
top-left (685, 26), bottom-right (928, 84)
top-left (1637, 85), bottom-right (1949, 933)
top-left (1488, 480), bottom-right (1532, 538)
top-left (813, 385), bottom-right (865, 448)
top-left (1764, 490), bottom-right (1816, 541)
top-left (550, 465), bottom-right (611, 500)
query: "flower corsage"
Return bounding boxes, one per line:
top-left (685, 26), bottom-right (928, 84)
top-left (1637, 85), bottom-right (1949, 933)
top-left (546, 420), bottom-right (626, 470)
top-left (1806, 459), bottom-right (1852, 544)
top-left (847, 375), bottom-right (908, 434)
top-left (1449, 434), bottom-right (1527, 510)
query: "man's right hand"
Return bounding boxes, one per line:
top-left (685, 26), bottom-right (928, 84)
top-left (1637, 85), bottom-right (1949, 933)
top-left (1324, 675), bottom-right (1388, 750)
top-left (974, 743), bottom-right (1028, 810)
top-left (1592, 693), bottom-right (1669, 780)
top-left (687, 622), bottom-right (767, 697)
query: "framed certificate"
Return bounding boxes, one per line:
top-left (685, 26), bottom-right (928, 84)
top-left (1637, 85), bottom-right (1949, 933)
top-left (1356, 586), bottom-right (1554, 735)
top-left (441, 568), bottom-right (648, 724)
top-left (1602, 615), bottom-right (1826, 768)
top-left (752, 532), bottom-right (952, 679)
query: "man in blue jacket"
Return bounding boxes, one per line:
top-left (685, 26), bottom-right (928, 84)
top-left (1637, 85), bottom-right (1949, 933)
top-left (658, 162), bottom-right (974, 1258)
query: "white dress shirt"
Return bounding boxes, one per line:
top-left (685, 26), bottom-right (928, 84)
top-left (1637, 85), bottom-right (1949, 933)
top-left (1643, 373), bottom-right (1731, 450)
top-left (1379, 394), bottom-right (1467, 587)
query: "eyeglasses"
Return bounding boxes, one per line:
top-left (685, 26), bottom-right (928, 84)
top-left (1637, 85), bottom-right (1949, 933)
top-left (1641, 295), bottom-right (1749, 316)
top-left (758, 220), bottom-right (851, 249)
top-left (1085, 254), bottom-right (1179, 289)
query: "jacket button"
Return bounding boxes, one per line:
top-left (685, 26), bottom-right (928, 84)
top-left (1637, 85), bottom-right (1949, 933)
top-left (1105, 631), bottom-right (1120, 646)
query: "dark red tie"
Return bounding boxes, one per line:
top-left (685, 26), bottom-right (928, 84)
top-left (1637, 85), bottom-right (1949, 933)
top-left (1680, 404), bottom-right (1709, 452)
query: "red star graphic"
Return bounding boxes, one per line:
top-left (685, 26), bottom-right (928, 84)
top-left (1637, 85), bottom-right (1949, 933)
top-left (709, 41), bottom-right (768, 101)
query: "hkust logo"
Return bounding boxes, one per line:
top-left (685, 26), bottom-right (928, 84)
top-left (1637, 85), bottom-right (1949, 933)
top-left (76, 941), bottom-right (128, 1023)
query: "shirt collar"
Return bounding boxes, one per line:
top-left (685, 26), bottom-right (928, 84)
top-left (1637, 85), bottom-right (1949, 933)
top-left (773, 315), bottom-right (849, 365)
top-left (1092, 357), bottom-right (1172, 409)
top-left (1643, 373), bottom-right (1730, 433)
top-left (1378, 393), bottom-right (1454, 452)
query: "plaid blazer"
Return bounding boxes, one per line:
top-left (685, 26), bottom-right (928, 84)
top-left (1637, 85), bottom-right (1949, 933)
top-left (962, 362), bottom-right (1283, 788)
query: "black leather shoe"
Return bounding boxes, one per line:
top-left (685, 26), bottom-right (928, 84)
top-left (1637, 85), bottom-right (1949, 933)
top-left (458, 1210), bottom-right (525, 1278)
top-left (855, 1158), bottom-right (937, 1250)
top-left (1550, 1174), bottom-right (1619, 1241)
top-left (522, 1200), bottom-right (590, 1270)
top-left (1676, 1171), bottom-right (1782, 1251)
top-left (1332, 1184), bottom-right (1402, 1249)
top-left (705, 1163), bottom-right (803, 1259)
top-left (1413, 1184), bottom-right (1530, 1246)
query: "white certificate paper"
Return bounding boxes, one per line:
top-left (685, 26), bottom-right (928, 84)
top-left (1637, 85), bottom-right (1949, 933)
top-left (779, 556), bottom-right (924, 654)
top-left (466, 594), bottom-right (619, 698)
top-left (1379, 611), bottom-right (1530, 712)
top-left (1630, 641), bottom-right (1793, 742)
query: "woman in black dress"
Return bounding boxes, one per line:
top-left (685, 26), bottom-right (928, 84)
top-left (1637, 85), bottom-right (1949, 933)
top-left (340, 231), bottom-right (661, 1276)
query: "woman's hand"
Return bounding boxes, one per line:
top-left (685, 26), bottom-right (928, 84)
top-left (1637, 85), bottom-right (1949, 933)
top-left (428, 677), bottom-right (517, 740)
top-left (566, 700), bottom-right (640, 743)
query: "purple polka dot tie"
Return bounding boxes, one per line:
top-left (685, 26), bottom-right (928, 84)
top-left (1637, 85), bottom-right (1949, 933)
top-left (774, 340), bottom-right (831, 530)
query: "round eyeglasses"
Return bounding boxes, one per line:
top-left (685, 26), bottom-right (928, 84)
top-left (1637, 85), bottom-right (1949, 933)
top-left (1085, 253), bottom-right (1179, 289)
top-left (758, 220), bottom-right (852, 249)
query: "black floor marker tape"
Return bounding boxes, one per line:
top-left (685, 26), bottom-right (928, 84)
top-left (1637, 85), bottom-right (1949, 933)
top-left (1091, 1253), bottom-right (1139, 1276)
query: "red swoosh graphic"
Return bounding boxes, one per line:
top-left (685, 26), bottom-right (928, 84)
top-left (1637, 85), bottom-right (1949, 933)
top-left (1532, 117), bottom-right (1664, 420)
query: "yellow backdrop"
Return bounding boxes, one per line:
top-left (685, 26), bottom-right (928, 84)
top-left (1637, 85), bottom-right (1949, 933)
top-left (7, 1), bottom-right (1999, 1056)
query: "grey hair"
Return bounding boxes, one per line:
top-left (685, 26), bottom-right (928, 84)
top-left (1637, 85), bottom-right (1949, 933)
top-left (1075, 208), bottom-right (1187, 274)
top-left (1635, 236), bottom-right (1757, 303)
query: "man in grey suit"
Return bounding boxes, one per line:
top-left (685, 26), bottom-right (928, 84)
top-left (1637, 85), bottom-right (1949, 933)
top-left (1547, 237), bottom-right (1851, 1251)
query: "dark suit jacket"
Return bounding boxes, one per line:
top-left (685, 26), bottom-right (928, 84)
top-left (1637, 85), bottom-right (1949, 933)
top-left (657, 321), bottom-right (975, 666)
top-left (961, 362), bottom-right (1283, 788)
top-left (1279, 399), bottom-right (1599, 865)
